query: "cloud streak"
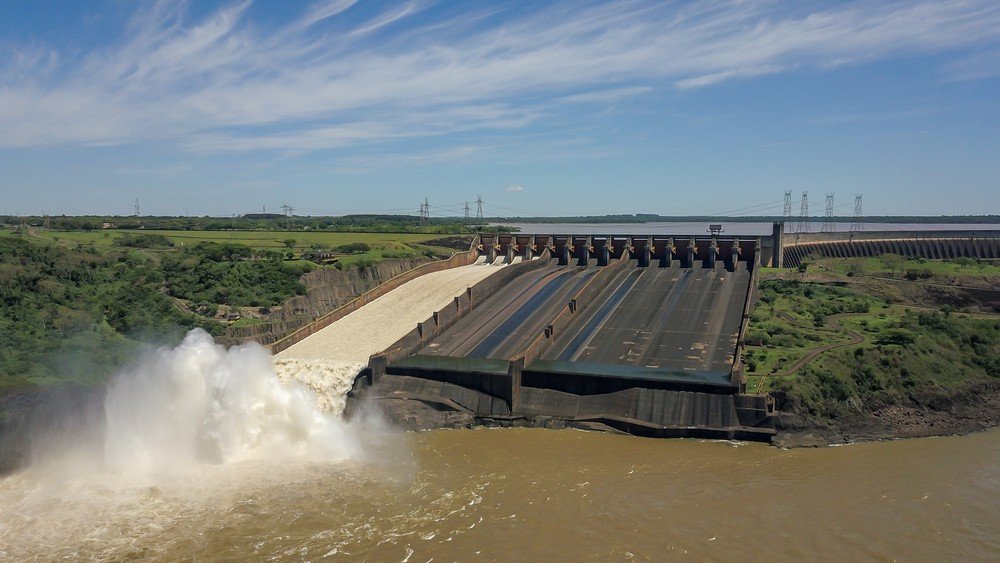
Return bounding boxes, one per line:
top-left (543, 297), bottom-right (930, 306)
top-left (1, 0), bottom-right (997, 152)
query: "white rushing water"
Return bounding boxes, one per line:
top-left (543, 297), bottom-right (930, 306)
top-left (101, 329), bottom-right (365, 475)
top-left (0, 329), bottom-right (401, 559)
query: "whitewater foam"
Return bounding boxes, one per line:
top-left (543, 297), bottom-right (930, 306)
top-left (101, 329), bottom-right (363, 475)
top-left (0, 329), bottom-right (403, 558)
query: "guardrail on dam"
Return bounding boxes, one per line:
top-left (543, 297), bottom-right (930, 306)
top-left (356, 233), bottom-right (776, 442)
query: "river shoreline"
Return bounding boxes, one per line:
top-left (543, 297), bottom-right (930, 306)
top-left (2, 378), bottom-right (998, 475)
top-left (772, 379), bottom-right (1000, 448)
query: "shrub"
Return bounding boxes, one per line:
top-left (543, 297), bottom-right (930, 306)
top-left (335, 242), bottom-right (371, 254)
top-left (874, 328), bottom-right (917, 346)
top-left (115, 233), bottom-right (174, 248)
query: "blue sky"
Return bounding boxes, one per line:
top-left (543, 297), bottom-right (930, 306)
top-left (1, 0), bottom-right (998, 217)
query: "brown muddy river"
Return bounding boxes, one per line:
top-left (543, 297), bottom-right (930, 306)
top-left (1, 427), bottom-right (997, 561)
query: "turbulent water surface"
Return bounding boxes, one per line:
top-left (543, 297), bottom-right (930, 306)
top-left (0, 332), bottom-right (997, 560)
top-left (2, 429), bottom-right (997, 560)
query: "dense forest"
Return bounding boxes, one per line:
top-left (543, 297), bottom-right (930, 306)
top-left (0, 237), bottom-right (310, 393)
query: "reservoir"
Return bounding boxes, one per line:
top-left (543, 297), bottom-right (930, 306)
top-left (497, 221), bottom-right (1000, 235)
top-left (2, 427), bottom-right (996, 560)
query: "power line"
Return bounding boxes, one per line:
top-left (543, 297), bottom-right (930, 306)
top-left (481, 200), bottom-right (533, 216)
top-left (729, 203), bottom-right (784, 217)
top-left (714, 199), bottom-right (785, 217)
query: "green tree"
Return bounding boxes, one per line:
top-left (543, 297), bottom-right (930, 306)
top-left (880, 253), bottom-right (905, 277)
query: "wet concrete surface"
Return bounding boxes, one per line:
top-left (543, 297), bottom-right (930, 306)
top-left (414, 259), bottom-right (750, 374)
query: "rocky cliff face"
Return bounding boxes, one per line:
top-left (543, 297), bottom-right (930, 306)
top-left (222, 258), bottom-right (428, 346)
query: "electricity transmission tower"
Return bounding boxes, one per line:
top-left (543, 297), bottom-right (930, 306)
top-left (418, 198), bottom-right (429, 224)
top-left (796, 191), bottom-right (809, 233)
top-left (281, 203), bottom-right (294, 230)
top-left (475, 194), bottom-right (484, 221)
top-left (134, 198), bottom-right (142, 228)
top-left (464, 201), bottom-right (471, 219)
top-left (821, 193), bottom-right (835, 233)
top-left (850, 194), bottom-right (864, 233)
top-left (782, 190), bottom-right (793, 233)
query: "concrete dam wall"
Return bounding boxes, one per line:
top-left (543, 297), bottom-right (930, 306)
top-left (357, 234), bottom-right (775, 442)
top-left (291, 226), bottom-right (996, 441)
top-left (774, 227), bottom-right (1000, 268)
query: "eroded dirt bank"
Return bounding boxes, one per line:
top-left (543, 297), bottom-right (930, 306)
top-left (773, 379), bottom-right (1000, 448)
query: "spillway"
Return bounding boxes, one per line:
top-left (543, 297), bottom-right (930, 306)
top-left (276, 259), bottom-right (507, 363)
top-left (268, 227), bottom-right (998, 441)
top-left (357, 234), bottom-right (774, 442)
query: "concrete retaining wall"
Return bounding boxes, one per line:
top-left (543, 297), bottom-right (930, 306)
top-left (780, 231), bottom-right (1000, 268)
top-left (729, 258), bottom-right (759, 387)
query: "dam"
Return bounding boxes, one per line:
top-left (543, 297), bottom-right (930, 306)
top-left (356, 233), bottom-right (774, 442)
top-left (275, 224), bottom-right (1000, 443)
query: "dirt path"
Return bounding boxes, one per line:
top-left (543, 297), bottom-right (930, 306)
top-left (755, 313), bottom-right (865, 393)
top-left (864, 274), bottom-right (993, 291)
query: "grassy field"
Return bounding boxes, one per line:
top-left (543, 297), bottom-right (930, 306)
top-left (802, 255), bottom-right (1000, 278)
top-left (4, 228), bottom-right (451, 249)
top-left (1, 228), bottom-right (468, 266)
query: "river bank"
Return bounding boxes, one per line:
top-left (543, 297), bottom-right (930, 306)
top-left (746, 257), bottom-right (999, 448)
top-left (772, 379), bottom-right (1000, 448)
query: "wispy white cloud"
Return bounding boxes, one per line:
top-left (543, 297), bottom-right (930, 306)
top-left (676, 65), bottom-right (787, 89)
top-left (560, 86), bottom-right (653, 104)
top-left (348, 1), bottom-right (427, 38)
top-left (0, 0), bottom-right (997, 152)
top-left (296, 0), bottom-right (359, 29)
top-left (506, 184), bottom-right (525, 192)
